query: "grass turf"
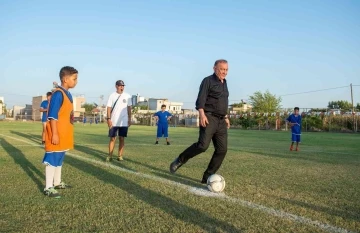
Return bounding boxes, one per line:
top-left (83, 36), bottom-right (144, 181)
top-left (0, 122), bottom-right (359, 233)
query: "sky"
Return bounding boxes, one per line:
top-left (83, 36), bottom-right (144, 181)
top-left (0, 0), bottom-right (359, 110)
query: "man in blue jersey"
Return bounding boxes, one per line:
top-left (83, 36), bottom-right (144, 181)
top-left (40, 92), bottom-right (52, 145)
top-left (286, 107), bottom-right (302, 151)
top-left (153, 104), bottom-right (172, 145)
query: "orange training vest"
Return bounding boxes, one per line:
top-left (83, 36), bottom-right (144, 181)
top-left (45, 88), bottom-right (74, 152)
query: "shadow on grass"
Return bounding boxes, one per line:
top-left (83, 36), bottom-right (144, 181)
top-left (66, 155), bottom-right (242, 232)
top-left (125, 158), bottom-right (203, 187)
top-left (271, 195), bottom-right (360, 223)
top-left (10, 130), bottom-right (41, 145)
top-left (74, 144), bottom-right (138, 173)
top-left (1, 138), bottom-right (44, 192)
top-left (74, 143), bottom-right (202, 188)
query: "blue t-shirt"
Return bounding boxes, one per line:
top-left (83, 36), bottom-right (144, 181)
top-left (287, 114), bottom-right (302, 134)
top-left (40, 100), bottom-right (49, 122)
top-left (47, 86), bottom-right (73, 120)
top-left (154, 111), bottom-right (172, 125)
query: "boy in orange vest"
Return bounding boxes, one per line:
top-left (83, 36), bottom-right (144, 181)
top-left (43, 66), bottom-right (78, 198)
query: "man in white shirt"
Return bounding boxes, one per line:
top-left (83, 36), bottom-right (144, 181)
top-left (106, 80), bottom-right (132, 162)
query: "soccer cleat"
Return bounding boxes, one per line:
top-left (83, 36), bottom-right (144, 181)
top-left (155, 141), bottom-right (159, 145)
top-left (43, 187), bottom-right (61, 198)
top-left (170, 157), bottom-right (183, 174)
top-left (295, 147), bottom-right (299, 151)
top-left (105, 156), bottom-right (113, 162)
top-left (167, 142), bottom-right (170, 145)
top-left (117, 156), bottom-right (124, 161)
top-left (54, 182), bottom-right (72, 189)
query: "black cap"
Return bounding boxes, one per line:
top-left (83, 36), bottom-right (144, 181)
top-left (116, 80), bottom-right (125, 86)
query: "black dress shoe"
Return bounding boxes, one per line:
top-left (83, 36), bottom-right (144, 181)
top-left (201, 172), bottom-right (211, 184)
top-left (170, 157), bottom-right (183, 174)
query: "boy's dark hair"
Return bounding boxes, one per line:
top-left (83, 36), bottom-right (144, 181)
top-left (59, 66), bottom-right (78, 81)
top-left (294, 107), bottom-right (300, 111)
top-left (46, 92), bottom-right (52, 97)
top-left (161, 104), bottom-right (166, 108)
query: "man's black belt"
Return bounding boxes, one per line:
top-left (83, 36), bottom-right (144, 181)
top-left (205, 112), bottom-right (225, 119)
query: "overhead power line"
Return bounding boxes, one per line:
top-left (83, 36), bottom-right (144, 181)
top-left (278, 85), bottom-right (350, 97)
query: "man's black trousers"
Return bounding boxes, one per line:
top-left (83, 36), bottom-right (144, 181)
top-left (178, 113), bottom-right (228, 179)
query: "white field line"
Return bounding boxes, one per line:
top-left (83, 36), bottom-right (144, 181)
top-left (0, 133), bottom-right (357, 233)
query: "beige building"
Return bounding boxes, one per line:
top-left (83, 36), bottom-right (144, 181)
top-left (32, 95), bottom-right (86, 121)
top-left (32, 96), bottom-right (47, 121)
top-left (229, 104), bottom-right (253, 114)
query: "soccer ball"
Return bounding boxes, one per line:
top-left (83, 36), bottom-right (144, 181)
top-left (207, 174), bottom-right (225, 193)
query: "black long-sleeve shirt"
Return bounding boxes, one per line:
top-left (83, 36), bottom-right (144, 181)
top-left (195, 73), bottom-right (229, 116)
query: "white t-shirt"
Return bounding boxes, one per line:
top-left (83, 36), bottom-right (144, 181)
top-left (106, 92), bottom-right (132, 127)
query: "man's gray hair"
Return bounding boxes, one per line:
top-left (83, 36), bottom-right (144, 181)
top-left (214, 59), bottom-right (228, 66)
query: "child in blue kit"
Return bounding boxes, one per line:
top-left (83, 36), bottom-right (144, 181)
top-left (153, 104), bottom-right (172, 145)
top-left (286, 107), bottom-right (302, 151)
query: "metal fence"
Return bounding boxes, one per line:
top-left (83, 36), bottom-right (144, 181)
top-left (4, 111), bottom-right (360, 133)
top-left (132, 110), bottom-right (360, 133)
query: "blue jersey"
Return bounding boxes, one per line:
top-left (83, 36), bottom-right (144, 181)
top-left (47, 86), bottom-right (73, 120)
top-left (154, 111), bottom-right (172, 125)
top-left (287, 114), bottom-right (302, 134)
top-left (40, 100), bottom-right (49, 122)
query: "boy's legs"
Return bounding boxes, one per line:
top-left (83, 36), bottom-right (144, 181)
top-left (290, 134), bottom-right (296, 151)
top-left (295, 135), bottom-right (301, 151)
top-left (117, 127), bottom-right (128, 160)
top-left (155, 125), bottom-right (162, 144)
top-left (41, 122), bottom-right (46, 144)
top-left (163, 125), bottom-right (170, 145)
top-left (43, 151), bottom-right (68, 197)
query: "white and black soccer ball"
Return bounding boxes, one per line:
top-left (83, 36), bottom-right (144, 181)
top-left (207, 174), bottom-right (225, 193)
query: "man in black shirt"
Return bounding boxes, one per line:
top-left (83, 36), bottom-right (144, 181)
top-left (170, 59), bottom-right (230, 183)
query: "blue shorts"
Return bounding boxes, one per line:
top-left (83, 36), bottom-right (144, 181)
top-left (109, 127), bottom-right (128, 137)
top-left (157, 124), bottom-right (169, 138)
top-left (291, 134), bottom-right (301, 143)
top-left (42, 151), bottom-right (66, 167)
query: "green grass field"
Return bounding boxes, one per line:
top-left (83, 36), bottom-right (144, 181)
top-left (0, 122), bottom-right (359, 233)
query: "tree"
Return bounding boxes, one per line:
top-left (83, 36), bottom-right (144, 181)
top-left (356, 103), bottom-right (360, 110)
top-left (248, 90), bottom-right (282, 112)
top-left (327, 100), bottom-right (352, 110)
top-left (82, 102), bottom-right (97, 113)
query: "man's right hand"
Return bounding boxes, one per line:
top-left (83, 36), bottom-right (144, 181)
top-left (107, 119), bottom-right (112, 128)
top-left (200, 113), bottom-right (209, 127)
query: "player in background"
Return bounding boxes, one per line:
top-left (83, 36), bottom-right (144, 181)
top-left (286, 107), bottom-right (302, 151)
top-left (153, 104), bottom-right (172, 145)
top-left (106, 80), bottom-right (132, 162)
top-left (42, 66), bottom-right (78, 198)
top-left (40, 92), bottom-right (52, 145)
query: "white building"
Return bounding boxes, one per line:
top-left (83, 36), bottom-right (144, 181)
top-left (13, 105), bottom-right (25, 119)
top-left (148, 98), bottom-right (183, 113)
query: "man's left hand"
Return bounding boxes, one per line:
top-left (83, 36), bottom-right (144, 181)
top-left (225, 118), bottom-right (230, 129)
top-left (128, 119), bottom-right (131, 127)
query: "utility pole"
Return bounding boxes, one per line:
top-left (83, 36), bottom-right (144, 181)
top-left (350, 83), bottom-right (356, 132)
top-left (99, 95), bottom-right (104, 122)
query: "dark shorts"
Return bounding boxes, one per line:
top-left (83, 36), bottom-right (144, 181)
top-left (291, 133), bottom-right (301, 142)
top-left (109, 127), bottom-right (128, 138)
top-left (157, 124), bottom-right (169, 138)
